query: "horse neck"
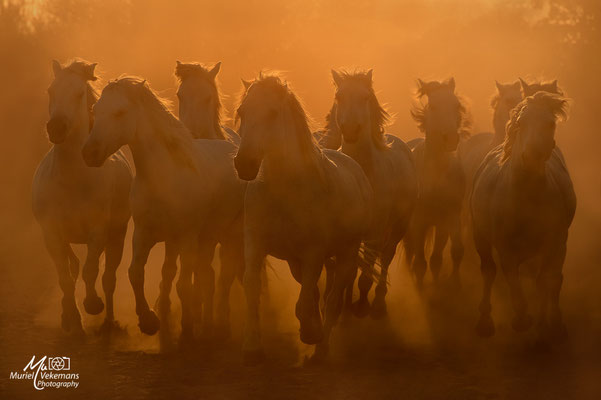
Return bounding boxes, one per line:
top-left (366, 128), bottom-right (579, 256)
top-left (492, 104), bottom-right (510, 145)
top-left (52, 102), bottom-right (90, 169)
top-left (129, 107), bottom-right (194, 181)
top-left (506, 134), bottom-right (547, 185)
top-left (423, 132), bottom-right (452, 169)
top-left (190, 109), bottom-right (223, 139)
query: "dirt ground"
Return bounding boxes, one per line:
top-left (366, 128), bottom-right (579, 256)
top-left (1, 220), bottom-right (600, 400)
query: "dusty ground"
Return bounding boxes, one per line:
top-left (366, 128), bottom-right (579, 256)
top-left (1, 220), bottom-right (600, 400)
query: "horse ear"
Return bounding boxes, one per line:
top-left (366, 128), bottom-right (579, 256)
top-left (86, 62), bottom-right (98, 81)
top-left (519, 78), bottom-right (529, 92)
top-left (550, 79), bottom-right (558, 91)
top-left (176, 60), bottom-right (182, 66)
top-left (52, 59), bottom-right (62, 77)
top-left (447, 77), bottom-right (455, 92)
top-left (209, 62), bottom-right (221, 80)
top-left (366, 69), bottom-right (373, 83)
top-left (331, 70), bottom-right (343, 87)
top-left (242, 78), bottom-right (252, 90)
top-left (495, 80), bottom-right (504, 93)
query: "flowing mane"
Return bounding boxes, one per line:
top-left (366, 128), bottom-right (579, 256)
top-left (106, 76), bottom-right (197, 169)
top-left (411, 79), bottom-right (471, 138)
top-left (333, 70), bottom-right (391, 149)
top-left (501, 91), bottom-right (569, 163)
top-left (237, 73), bottom-right (323, 159)
top-left (62, 59), bottom-right (99, 129)
top-left (175, 61), bottom-right (226, 139)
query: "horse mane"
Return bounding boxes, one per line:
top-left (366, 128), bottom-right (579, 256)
top-left (520, 78), bottom-right (564, 97)
top-left (107, 76), bottom-right (197, 170)
top-left (62, 59), bottom-right (99, 130)
top-left (174, 62), bottom-right (226, 139)
top-left (411, 78), bottom-right (471, 138)
top-left (501, 91), bottom-right (569, 163)
top-left (333, 70), bottom-right (391, 149)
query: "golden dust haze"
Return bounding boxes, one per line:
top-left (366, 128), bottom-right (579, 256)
top-left (1, 0), bottom-right (601, 399)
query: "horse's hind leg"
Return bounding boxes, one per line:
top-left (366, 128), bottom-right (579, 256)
top-left (129, 228), bottom-right (159, 335)
top-left (474, 234), bottom-right (496, 337)
top-left (501, 255), bottom-right (532, 333)
top-left (100, 225), bottom-right (127, 331)
top-left (449, 214), bottom-right (464, 287)
top-left (353, 248), bottom-right (376, 318)
top-left (43, 233), bottom-right (83, 335)
top-left (194, 240), bottom-right (216, 339)
top-left (430, 225), bottom-right (449, 284)
top-left (216, 237), bottom-right (243, 339)
top-left (82, 238), bottom-right (105, 316)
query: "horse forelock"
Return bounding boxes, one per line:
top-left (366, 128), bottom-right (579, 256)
top-left (501, 92), bottom-right (569, 163)
top-left (59, 60), bottom-right (99, 130)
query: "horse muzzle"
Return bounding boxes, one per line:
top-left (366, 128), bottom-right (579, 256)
top-left (339, 123), bottom-right (361, 144)
top-left (81, 139), bottom-right (106, 167)
top-left (46, 116), bottom-right (69, 144)
top-left (234, 154), bottom-right (261, 181)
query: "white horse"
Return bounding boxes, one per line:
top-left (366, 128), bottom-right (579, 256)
top-left (471, 92), bottom-right (575, 340)
top-left (174, 61), bottom-right (239, 143)
top-left (82, 77), bottom-right (245, 341)
top-left (233, 73), bottom-right (372, 362)
top-left (404, 78), bottom-right (470, 287)
top-left (32, 59), bottom-right (132, 335)
top-left (328, 69), bottom-right (417, 318)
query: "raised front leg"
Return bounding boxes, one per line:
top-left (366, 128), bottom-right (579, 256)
top-left (353, 246), bottom-right (376, 318)
top-left (43, 232), bottom-right (83, 336)
top-left (129, 228), bottom-right (159, 335)
top-left (82, 238), bottom-right (105, 316)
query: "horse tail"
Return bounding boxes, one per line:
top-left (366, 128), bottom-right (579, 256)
top-left (67, 245), bottom-right (79, 280)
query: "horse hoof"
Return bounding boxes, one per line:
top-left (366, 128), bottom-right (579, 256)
top-left (299, 321), bottom-right (324, 345)
top-left (370, 300), bottom-right (387, 320)
top-left (351, 299), bottom-right (371, 319)
top-left (139, 310), bottom-right (160, 335)
top-left (83, 295), bottom-right (105, 315)
top-left (475, 315), bottom-right (495, 338)
top-left (512, 314), bottom-right (533, 333)
top-left (243, 348), bottom-right (265, 366)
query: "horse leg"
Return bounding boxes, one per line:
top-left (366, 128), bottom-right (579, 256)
top-left (157, 241), bottom-right (179, 323)
top-left (412, 222), bottom-right (428, 289)
top-left (430, 225), bottom-right (449, 284)
top-left (545, 243), bottom-right (567, 341)
top-left (215, 238), bottom-right (241, 340)
top-left (43, 232), bottom-right (83, 335)
top-left (242, 242), bottom-right (266, 364)
top-left (296, 255), bottom-right (324, 345)
top-left (353, 248), bottom-right (376, 318)
top-left (449, 214), bottom-right (464, 288)
top-left (82, 238), bottom-right (105, 316)
top-left (501, 255), bottom-right (532, 333)
top-left (129, 228), bottom-right (159, 335)
top-left (100, 225), bottom-right (127, 332)
top-left (193, 240), bottom-right (216, 339)
top-left (313, 242), bottom-right (360, 362)
top-left (177, 238), bottom-right (203, 342)
top-left (474, 234), bottom-right (496, 337)
top-left (322, 257), bottom-right (335, 312)
top-left (371, 239), bottom-right (399, 319)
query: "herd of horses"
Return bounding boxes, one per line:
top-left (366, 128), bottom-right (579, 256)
top-left (32, 59), bottom-right (576, 363)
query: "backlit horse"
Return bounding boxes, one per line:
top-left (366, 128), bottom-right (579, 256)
top-left (82, 77), bottom-right (245, 341)
top-left (32, 59), bottom-right (132, 335)
top-left (233, 73), bottom-right (372, 362)
top-left (471, 92), bottom-right (575, 340)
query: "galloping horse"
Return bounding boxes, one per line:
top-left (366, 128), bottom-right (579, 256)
top-left (174, 60), bottom-right (246, 336)
top-left (404, 78), bottom-right (470, 287)
top-left (82, 77), bottom-right (245, 341)
top-left (328, 69), bottom-right (417, 318)
top-left (472, 92), bottom-right (575, 340)
top-left (233, 73), bottom-right (372, 362)
top-left (32, 60), bottom-right (132, 335)
top-left (174, 61), bottom-right (239, 143)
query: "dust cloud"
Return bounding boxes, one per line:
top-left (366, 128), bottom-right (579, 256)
top-left (1, 1), bottom-right (600, 399)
